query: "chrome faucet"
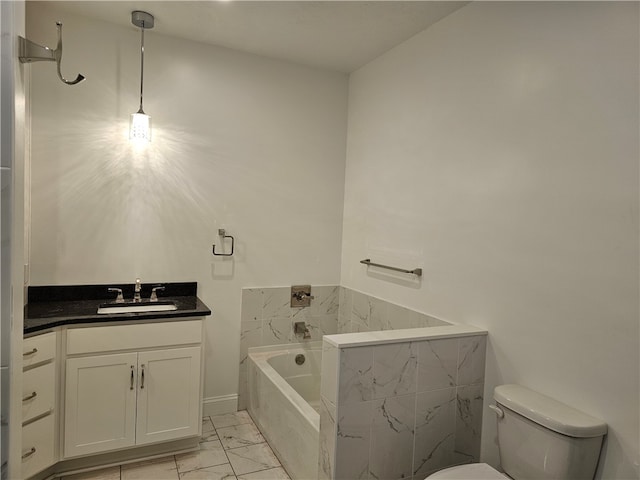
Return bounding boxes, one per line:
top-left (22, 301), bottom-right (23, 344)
top-left (150, 285), bottom-right (165, 302)
top-left (133, 278), bottom-right (142, 302)
top-left (107, 287), bottom-right (124, 303)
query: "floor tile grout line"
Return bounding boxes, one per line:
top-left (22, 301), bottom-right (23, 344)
top-left (223, 444), bottom-right (240, 479)
top-left (211, 414), bottom-right (287, 479)
top-left (208, 416), bottom-right (245, 479)
top-left (222, 440), bottom-right (268, 452)
top-left (173, 453), bottom-right (180, 479)
top-left (214, 421), bottom-right (242, 479)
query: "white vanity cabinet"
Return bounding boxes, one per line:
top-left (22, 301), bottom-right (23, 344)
top-left (21, 331), bottom-right (57, 480)
top-left (63, 320), bottom-right (203, 459)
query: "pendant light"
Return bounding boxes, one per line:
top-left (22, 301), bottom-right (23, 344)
top-left (129, 11), bottom-right (154, 143)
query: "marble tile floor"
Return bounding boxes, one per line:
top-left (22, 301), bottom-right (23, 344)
top-left (62, 412), bottom-right (291, 480)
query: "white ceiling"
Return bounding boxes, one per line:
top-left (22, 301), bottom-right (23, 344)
top-left (42, 1), bottom-right (468, 72)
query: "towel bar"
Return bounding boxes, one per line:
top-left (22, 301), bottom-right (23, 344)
top-left (360, 259), bottom-right (422, 277)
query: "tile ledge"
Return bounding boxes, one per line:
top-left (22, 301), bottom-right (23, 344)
top-left (323, 324), bottom-right (487, 348)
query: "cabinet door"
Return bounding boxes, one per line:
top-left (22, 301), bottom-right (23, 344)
top-left (64, 353), bottom-right (138, 458)
top-left (135, 346), bottom-right (201, 445)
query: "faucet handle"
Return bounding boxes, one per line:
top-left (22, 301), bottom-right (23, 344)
top-left (292, 291), bottom-right (315, 301)
top-left (150, 285), bottom-right (165, 302)
top-left (107, 288), bottom-right (124, 303)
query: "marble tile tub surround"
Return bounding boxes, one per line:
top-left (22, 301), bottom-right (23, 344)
top-left (319, 328), bottom-right (487, 480)
top-left (239, 286), bottom-right (452, 410)
top-left (239, 286), bottom-right (340, 410)
top-left (338, 287), bottom-right (451, 334)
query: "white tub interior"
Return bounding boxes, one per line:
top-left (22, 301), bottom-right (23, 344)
top-left (266, 348), bottom-right (321, 412)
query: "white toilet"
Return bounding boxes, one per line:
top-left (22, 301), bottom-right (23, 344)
top-left (426, 384), bottom-right (607, 479)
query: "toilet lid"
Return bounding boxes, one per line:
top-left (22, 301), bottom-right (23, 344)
top-left (426, 463), bottom-right (509, 479)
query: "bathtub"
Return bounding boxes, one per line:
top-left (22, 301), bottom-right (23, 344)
top-left (247, 343), bottom-right (322, 480)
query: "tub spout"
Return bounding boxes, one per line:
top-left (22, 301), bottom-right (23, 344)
top-left (294, 322), bottom-right (311, 339)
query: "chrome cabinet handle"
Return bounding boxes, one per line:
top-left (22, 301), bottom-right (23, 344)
top-left (130, 366), bottom-right (134, 390)
top-left (22, 392), bottom-right (37, 402)
top-left (140, 364), bottom-right (145, 389)
top-left (22, 447), bottom-right (36, 460)
top-left (23, 348), bottom-right (38, 357)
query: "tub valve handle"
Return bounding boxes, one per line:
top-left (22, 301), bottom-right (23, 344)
top-left (291, 285), bottom-right (315, 307)
top-left (292, 291), bottom-right (314, 302)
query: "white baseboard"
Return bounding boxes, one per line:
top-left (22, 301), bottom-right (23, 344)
top-left (203, 394), bottom-right (238, 416)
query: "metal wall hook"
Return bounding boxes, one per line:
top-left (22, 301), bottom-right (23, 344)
top-left (19, 21), bottom-right (85, 85)
top-left (212, 229), bottom-right (235, 256)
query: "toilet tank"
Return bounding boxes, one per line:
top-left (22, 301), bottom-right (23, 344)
top-left (493, 385), bottom-right (607, 480)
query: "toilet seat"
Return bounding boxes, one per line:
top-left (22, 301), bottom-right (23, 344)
top-left (426, 463), bottom-right (509, 479)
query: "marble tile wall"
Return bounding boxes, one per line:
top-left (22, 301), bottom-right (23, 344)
top-left (338, 287), bottom-right (451, 333)
top-left (320, 334), bottom-right (487, 480)
top-left (239, 286), bottom-right (452, 410)
top-left (239, 286), bottom-right (339, 409)
top-left (318, 342), bottom-right (339, 480)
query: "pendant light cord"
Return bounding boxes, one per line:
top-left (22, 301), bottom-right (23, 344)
top-left (138, 23), bottom-right (145, 113)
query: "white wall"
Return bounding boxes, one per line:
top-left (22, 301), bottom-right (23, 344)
top-left (2, 0), bottom-right (26, 476)
top-left (26, 2), bottom-right (640, 477)
top-left (342, 2), bottom-right (639, 479)
top-left (27, 4), bottom-right (348, 407)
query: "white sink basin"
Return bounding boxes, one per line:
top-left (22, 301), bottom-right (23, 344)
top-left (97, 301), bottom-right (177, 314)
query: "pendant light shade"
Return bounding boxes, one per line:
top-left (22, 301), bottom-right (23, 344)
top-left (129, 11), bottom-right (154, 143)
top-left (130, 111), bottom-right (151, 142)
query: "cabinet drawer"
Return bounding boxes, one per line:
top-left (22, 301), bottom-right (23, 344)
top-left (22, 413), bottom-right (55, 479)
top-left (22, 362), bottom-right (55, 423)
top-left (66, 320), bottom-right (203, 355)
top-left (23, 332), bottom-right (56, 368)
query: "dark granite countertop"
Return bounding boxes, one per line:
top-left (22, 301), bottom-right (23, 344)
top-left (24, 282), bottom-right (212, 335)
